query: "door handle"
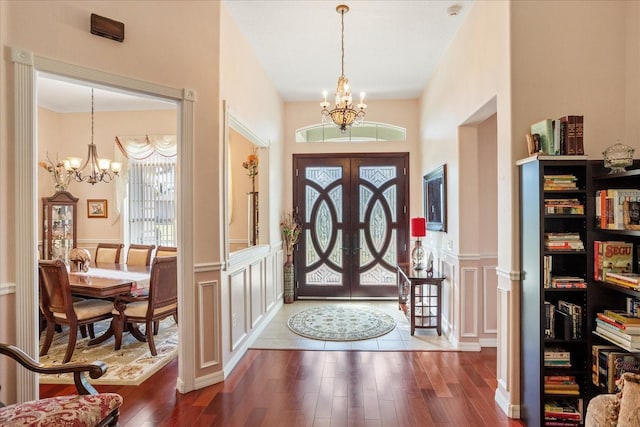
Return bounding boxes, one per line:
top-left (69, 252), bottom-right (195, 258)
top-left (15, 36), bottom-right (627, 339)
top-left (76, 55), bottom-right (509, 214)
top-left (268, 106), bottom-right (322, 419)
top-left (353, 233), bottom-right (359, 255)
top-left (343, 233), bottom-right (350, 255)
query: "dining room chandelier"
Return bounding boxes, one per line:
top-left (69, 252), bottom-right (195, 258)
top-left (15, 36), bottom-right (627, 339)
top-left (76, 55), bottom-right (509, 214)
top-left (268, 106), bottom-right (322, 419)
top-left (320, 4), bottom-right (367, 133)
top-left (64, 88), bottom-right (121, 184)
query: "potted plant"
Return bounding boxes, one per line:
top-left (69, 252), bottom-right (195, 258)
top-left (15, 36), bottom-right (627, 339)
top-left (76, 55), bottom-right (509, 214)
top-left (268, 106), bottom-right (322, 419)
top-left (280, 210), bottom-right (301, 303)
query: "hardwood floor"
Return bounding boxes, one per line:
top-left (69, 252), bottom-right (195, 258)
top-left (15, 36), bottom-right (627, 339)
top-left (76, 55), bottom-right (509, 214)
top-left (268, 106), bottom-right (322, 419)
top-left (41, 348), bottom-right (524, 426)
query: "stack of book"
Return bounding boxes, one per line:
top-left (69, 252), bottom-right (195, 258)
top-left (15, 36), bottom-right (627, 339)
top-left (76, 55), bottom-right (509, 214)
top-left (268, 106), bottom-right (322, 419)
top-left (605, 271), bottom-right (640, 290)
top-left (544, 399), bottom-right (582, 426)
top-left (544, 174), bottom-right (578, 191)
top-left (545, 233), bottom-right (584, 251)
top-left (595, 310), bottom-right (640, 351)
top-left (545, 198), bottom-right (584, 215)
top-left (529, 116), bottom-right (584, 156)
top-left (544, 375), bottom-right (580, 396)
top-left (544, 347), bottom-right (572, 368)
top-left (549, 276), bottom-right (586, 289)
top-left (593, 241), bottom-right (633, 281)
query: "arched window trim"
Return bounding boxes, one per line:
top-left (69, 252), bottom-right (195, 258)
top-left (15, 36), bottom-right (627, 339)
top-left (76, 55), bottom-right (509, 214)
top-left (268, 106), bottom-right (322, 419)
top-left (295, 121), bottom-right (407, 143)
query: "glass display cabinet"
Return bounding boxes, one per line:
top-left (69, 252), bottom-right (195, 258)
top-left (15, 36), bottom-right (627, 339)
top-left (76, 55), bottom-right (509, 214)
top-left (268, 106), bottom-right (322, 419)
top-left (43, 191), bottom-right (78, 263)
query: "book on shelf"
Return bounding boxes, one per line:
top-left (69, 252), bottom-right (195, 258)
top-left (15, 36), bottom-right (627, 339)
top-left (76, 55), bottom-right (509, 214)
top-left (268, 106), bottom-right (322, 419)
top-left (558, 116), bottom-right (576, 155)
top-left (544, 175), bottom-right (578, 191)
top-left (623, 200), bottom-right (640, 230)
top-left (604, 309), bottom-right (640, 325)
top-left (544, 421), bottom-right (581, 427)
top-left (598, 350), bottom-right (640, 393)
top-left (596, 189), bottom-right (640, 229)
top-left (545, 375), bottom-right (576, 383)
top-left (545, 198), bottom-right (584, 215)
top-left (545, 301), bottom-right (556, 339)
top-left (545, 348), bottom-right (571, 359)
top-left (594, 329), bottom-right (640, 352)
top-left (550, 276), bottom-right (586, 289)
top-left (627, 297), bottom-right (640, 317)
top-left (574, 116), bottom-right (584, 155)
top-left (604, 276), bottom-right (640, 290)
top-left (596, 313), bottom-right (640, 333)
top-left (596, 322), bottom-right (640, 344)
top-left (531, 119), bottom-right (555, 155)
top-left (554, 309), bottom-right (573, 341)
top-left (558, 300), bottom-right (582, 339)
top-left (593, 241), bottom-right (633, 281)
top-left (545, 232), bottom-right (584, 251)
top-left (605, 271), bottom-right (640, 285)
top-left (528, 116), bottom-right (583, 156)
top-left (592, 344), bottom-right (619, 386)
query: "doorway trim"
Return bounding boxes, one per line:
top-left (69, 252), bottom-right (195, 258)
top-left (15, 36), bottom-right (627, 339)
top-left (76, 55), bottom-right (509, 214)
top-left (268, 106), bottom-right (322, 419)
top-left (11, 47), bottom-right (196, 400)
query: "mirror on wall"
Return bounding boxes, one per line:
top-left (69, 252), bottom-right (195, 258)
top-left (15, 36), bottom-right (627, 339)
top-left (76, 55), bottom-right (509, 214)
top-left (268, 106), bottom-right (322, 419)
top-left (223, 101), bottom-right (269, 265)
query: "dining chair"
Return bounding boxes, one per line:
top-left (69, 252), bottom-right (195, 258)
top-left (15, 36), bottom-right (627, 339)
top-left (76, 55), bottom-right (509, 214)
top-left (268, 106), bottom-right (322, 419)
top-left (94, 243), bottom-right (124, 264)
top-left (38, 260), bottom-right (115, 363)
top-left (155, 245), bottom-right (177, 257)
top-left (112, 256), bottom-right (177, 356)
top-left (126, 244), bottom-right (156, 266)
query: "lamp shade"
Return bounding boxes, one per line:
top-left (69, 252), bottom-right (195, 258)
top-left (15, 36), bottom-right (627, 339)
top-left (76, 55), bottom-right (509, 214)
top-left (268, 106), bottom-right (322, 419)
top-left (411, 217), bottom-right (426, 237)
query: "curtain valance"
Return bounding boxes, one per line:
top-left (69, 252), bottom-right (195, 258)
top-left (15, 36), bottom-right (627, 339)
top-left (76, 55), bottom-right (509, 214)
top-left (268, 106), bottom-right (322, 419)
top-left (115, 134), bottom-right (177, 160)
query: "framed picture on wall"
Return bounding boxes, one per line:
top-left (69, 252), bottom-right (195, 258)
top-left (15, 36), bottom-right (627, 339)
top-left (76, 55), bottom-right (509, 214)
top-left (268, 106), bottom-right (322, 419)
top-left (87, 199), bottom-right (108, 218)
top-left (423, 164), bottom-right (446, 232)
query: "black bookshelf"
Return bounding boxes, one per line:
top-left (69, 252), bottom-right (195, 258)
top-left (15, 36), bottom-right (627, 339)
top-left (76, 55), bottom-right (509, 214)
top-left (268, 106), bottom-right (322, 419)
top-left (587, 159), bottom-right (640, 396)
top-left (519, 158), bottom-right (589, 427)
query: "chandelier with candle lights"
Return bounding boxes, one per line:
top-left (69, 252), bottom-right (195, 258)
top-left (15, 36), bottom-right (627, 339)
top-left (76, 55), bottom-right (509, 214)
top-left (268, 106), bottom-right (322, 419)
top-left (320, 4), bottom-right (367, 133)
top-left (64, 88), bottom-right (121, 184)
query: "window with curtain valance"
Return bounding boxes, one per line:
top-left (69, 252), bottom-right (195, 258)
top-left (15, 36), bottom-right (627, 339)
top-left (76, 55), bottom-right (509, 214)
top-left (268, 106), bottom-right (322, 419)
top-left (115, 135), bottom-right (177, 247)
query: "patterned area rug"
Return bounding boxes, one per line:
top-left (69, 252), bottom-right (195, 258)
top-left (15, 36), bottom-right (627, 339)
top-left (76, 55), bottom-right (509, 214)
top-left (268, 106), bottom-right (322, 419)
top-left (287, 305), bottom-right (397, 341)
top-left (39, 318), bottom-right (178, 386)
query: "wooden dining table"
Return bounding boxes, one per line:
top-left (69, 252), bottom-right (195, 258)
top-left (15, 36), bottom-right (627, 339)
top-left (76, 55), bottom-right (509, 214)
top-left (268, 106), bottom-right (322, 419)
top-left (68, 263), bottom-right (151, 346)
top-left (69, 263), bottom-right (151, 299)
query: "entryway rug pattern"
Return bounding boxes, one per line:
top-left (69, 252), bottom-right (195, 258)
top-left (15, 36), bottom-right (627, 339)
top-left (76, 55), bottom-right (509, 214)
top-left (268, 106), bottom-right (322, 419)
top-left (287, 305), bottom-right (396, 341)
top-left (39, 318), bottom-right (178, 386)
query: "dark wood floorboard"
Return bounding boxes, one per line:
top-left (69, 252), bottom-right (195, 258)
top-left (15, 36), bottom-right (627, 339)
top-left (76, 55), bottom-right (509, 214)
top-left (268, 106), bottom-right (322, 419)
top-left (40, 348), bottom-right (525, 426)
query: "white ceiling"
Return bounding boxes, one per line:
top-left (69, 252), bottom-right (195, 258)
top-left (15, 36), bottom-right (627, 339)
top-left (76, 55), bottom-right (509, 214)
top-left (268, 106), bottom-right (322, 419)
top-left (37, 1), bottom-right (471, 111)
top-left (223, 0), bottom-right (472, 101)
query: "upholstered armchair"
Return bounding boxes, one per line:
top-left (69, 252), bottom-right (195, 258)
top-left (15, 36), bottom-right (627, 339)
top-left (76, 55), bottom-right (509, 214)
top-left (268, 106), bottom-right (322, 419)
top-left (585, 372), bottom-right (640, 427)
top-left (0, 343), bottom-right (122, 426)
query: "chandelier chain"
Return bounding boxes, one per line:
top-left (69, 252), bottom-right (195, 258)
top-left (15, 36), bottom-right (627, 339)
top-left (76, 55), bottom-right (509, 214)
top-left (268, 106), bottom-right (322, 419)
top-left (91, 88), bottom-right (94, 146)
top-left (340, 7), bottom-right (345, 77)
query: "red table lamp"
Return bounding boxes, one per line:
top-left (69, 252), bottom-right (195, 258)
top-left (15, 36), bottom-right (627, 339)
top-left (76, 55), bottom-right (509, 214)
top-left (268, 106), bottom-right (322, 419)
top-left (411, 217), bottom-right (426, 269)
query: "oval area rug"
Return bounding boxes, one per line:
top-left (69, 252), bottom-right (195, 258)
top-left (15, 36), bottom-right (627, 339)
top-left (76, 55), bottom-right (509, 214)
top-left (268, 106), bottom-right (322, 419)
top-left (287, 305), bottom-right (396, 341)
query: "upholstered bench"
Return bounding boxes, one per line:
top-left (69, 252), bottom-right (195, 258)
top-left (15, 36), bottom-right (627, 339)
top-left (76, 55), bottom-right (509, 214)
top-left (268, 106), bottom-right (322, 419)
top-left (585, 372), bottom-right (640, 427)
top-left (0, 343), bottom-right (122, 427)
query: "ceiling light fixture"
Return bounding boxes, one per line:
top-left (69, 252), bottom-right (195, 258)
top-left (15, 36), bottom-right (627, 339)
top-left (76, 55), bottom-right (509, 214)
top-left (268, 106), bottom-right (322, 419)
top-left (65, 88), bottom-right (121, 184)
top-left (320, 4), bottom-right (366, 133)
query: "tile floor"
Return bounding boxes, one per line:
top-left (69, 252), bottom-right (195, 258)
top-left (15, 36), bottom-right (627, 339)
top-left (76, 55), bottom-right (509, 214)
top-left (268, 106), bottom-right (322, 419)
top-left (250, 300), bottom-right (455, 351)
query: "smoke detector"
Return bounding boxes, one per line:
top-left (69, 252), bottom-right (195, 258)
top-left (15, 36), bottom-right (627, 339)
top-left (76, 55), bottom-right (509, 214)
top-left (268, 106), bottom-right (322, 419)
top-left (447, 5), bottom-right (462, 16)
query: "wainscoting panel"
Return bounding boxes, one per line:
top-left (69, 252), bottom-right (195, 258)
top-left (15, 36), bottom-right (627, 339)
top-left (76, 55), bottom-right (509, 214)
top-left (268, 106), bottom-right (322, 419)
top-left (198, 280), bottom-right (220, 369)
top-left (264, 252), bottom-right (276, 312)
top-left (461, 267), bottom-right (479, 338)
top-left (440, 258), bottom-right (455, 337)
top-left (249, 260), bottom-right (263, 329)
top-left (483, 265), bottom-right (498, 334)
top-left (229, 269), bottom-right (248, 352)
